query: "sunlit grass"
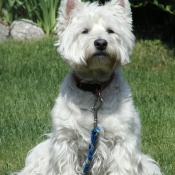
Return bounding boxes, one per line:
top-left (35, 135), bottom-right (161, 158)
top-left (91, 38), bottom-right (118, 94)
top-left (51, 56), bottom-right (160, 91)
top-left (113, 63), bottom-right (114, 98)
top-left (124, 40), bottom-right (175, 175)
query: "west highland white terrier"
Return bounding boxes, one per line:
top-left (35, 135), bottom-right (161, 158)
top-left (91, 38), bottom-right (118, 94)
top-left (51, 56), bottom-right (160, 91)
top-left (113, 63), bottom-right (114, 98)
top-left (13, 0), bottom-right (163, 174)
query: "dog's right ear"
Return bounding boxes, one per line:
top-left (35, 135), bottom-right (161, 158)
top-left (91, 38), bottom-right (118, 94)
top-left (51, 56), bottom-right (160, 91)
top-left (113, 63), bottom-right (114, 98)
top-left (59, 0), bottom-right (83, 22)
top-left (55, 0), bottom-right (84, 45)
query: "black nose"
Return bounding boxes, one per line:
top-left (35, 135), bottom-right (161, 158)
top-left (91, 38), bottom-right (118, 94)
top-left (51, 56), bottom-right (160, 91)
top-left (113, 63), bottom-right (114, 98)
top-left (94, 39), bottom-right (108, 51)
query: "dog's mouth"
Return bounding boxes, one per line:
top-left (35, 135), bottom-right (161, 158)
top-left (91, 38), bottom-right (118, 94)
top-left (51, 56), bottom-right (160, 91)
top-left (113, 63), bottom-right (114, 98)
top-left (93, 51), bottom-right (108, 57)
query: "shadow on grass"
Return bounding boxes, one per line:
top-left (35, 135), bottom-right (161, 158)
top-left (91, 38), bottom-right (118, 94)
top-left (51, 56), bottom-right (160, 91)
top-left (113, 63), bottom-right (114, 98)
top-left (132, 3), bottom-right (175, 51)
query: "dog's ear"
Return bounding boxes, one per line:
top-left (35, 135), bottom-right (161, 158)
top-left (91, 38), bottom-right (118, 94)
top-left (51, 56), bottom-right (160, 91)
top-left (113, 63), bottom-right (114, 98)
top-left (119, 0), bottom-right (131, 13)
top-left (65, 0), bottom-right (76, 17)
top-left (59, 0), bottom-right (83, 21)
top-left (55, 0), bottom-right (84, 45)
top-left (118, 0), bottom-right (127, 8)
top-left (107, 0), bottom-right (131, 13)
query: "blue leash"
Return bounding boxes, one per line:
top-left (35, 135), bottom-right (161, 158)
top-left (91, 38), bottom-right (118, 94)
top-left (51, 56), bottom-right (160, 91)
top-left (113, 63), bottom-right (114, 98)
top-left (82, 95), bottom-right (103, 174)
top-left (83, 126), bottom-right (100, 174)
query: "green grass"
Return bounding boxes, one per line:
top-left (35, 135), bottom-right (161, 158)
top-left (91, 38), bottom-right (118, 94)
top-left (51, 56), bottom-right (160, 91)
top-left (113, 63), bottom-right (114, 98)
top-left (0, 38), bottom-right (174, 175)
top-left (124, 40), bottom-right (175, 175)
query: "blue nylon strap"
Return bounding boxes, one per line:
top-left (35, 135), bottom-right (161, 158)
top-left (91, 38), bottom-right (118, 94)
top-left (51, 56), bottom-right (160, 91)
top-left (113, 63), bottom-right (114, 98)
top-left (82, 126), bottom-right (100, 174)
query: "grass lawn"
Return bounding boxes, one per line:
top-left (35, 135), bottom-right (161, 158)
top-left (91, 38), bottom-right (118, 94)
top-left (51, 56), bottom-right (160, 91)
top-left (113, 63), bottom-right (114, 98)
top-left (0, 37), bottom-right (174, 175)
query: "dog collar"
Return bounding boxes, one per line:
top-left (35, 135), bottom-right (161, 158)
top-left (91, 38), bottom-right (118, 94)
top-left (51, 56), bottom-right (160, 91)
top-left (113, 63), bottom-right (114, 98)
top-left (73, 72), bottom-right (114, 97)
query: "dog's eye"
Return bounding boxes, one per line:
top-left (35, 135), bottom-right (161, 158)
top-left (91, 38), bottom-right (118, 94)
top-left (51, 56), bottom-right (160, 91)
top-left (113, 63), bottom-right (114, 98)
top-left (82, 29), bottom-right (89, 34)
top-left (107, 29), bottom-right (114, 34)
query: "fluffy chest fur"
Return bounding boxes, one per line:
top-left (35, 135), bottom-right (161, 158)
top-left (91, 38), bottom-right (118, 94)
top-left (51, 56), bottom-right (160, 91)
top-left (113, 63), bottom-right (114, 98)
top-left (51, 70), bottom-right (141, 174)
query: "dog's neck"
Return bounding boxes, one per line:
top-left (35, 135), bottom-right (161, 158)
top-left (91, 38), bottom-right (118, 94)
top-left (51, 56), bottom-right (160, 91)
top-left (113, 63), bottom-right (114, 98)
top-left (73, 71), bottom-right (114, 96)
top-left (73, 69), bottom-right (115, 82)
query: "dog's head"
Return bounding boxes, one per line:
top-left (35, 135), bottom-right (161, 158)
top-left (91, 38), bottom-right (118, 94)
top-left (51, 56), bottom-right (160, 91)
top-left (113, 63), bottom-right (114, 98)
top-left (55, 0), bottom-right (135, 73)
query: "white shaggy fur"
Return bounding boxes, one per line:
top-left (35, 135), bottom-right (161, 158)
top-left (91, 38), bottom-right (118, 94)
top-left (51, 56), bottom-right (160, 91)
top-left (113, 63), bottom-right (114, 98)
top-left (13, 0), bottom-right (162, 174)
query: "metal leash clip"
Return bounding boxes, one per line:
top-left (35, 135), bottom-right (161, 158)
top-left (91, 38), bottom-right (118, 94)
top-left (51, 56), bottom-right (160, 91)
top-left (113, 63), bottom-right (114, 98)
top-left (92, 93), bottom-right (103, 129)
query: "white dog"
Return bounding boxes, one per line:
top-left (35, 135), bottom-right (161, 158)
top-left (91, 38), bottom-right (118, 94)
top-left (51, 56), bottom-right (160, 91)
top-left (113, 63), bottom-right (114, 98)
top-left (13, 0), bottom-right (163, 174)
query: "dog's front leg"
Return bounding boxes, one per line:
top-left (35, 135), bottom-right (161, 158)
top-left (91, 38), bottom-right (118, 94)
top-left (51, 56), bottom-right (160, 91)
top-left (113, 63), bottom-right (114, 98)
top-left (46, 137), bottom-right (81, 175)
top-left (106, 137), bottom-right (142, 175)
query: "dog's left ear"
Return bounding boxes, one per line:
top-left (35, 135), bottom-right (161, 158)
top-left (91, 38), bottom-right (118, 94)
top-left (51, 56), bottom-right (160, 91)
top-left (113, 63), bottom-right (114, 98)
top-left (107, 0), bottom-right (131, 14)
top-left (119, 0), bottom-right (131, 13)
top-left (118, 0), bottom-right (129, 9)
